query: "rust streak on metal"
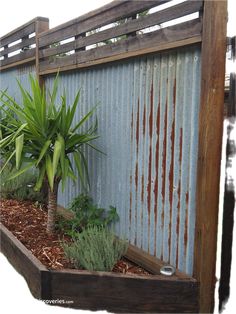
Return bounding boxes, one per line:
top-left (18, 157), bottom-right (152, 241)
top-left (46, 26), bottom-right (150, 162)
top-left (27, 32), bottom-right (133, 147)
top-left (147, 83), bottom-right (154, 214)
top-left (176, 181), bottom-right (181, 267)
top-left (161, 99), bottom-right (168, 221)
top-left (176, 127), bottom-right (183, 267)
top-left (136, 99), bottom-right (140, 154)
top-left (160, 97), bottom-right (168, 261)
top-left (143, 105), bottom-right (146, 136)
top-left (135, 162), bottom-right (138, 193)
top-left (154, 103), bottom-right (160, 220)
top-left (129, 173), bottom-right (132, 222)
top-left (141, 175), bottom-right (144, 203)
top-left (154, 101), bottom-right (160, 256)
top-left (179, 128), bottom-right (183, 165)
top-left (149, 83), bottom-right (154, 139)
top-left (173, 78), bottom-right (176, 105)
top-left (169, 78), bottom-right (176, 259)
top-left (162, 100), bottom-right (168, 201)
top-left (129, 190), bottom-right (132, 227)
top-left (184, 191), bottom-right (189, 251)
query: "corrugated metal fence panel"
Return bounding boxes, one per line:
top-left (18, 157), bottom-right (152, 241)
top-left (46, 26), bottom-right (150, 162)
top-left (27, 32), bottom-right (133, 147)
top-left (45, 45), bottom-right (201, 275)
top-left (0, 65), bottom-right (35, 102)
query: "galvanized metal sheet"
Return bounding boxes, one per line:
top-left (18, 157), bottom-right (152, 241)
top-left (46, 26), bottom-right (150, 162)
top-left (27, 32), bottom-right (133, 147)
top-left (45, 45), bottom-right (201, 275)
top-left (0, 46), bottom-right (201, 276)
top-left (0, 65), bottom-right (35, 101)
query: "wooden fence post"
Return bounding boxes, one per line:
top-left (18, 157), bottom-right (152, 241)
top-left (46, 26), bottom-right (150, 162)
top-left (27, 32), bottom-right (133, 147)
top-left (35, 17), bottom-right (49, 87)
top-left (193, 0), bottom-right (228, 313)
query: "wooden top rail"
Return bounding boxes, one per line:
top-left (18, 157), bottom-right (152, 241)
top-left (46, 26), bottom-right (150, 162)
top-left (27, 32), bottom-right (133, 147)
top-left (0, 17), bottom-right (49, 70)
top-left (0, 1), bottom-right (203, 74)
top-left (38, 1), bottom-right (171, 48)
top-left (38, 0), bottom-right (203, 75)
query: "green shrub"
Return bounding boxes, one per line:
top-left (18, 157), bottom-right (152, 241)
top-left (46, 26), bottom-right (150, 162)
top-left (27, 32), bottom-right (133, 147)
top-left (56, 194), bottom-right (119, 236)
top-left (62, 226), bottom-right (128, 271)
top-left (0, 165), bottom-right (46, 202)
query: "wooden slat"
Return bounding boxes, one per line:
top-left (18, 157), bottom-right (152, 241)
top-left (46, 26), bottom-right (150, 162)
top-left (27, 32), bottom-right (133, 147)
top-left (39, 37), bottom-right (201, 75)
top-left (0, 37), bottom-right (35, 57)
top-left (0, 48), bottom-right (35, 67)
top-left (0, 223), bottom-right (47, 299)
top-left (193, 0), bottom-right (228, 313)
top-left (38, 0), bottom-right (171, 48)
top-left (49, 269), bottom-right (199, 313)
top-left (126, 244), bottom-right (194, 279)
top-left (39, 0), bottom-right (203, 59)
top-left (0, 17), bottom-right (48, 47)
top-left (0, 220), bottom-right (199, 313)
top-left (39, 18), bottom-right (201, 74)
top-left (0, 57), bottom-right (35, 71)
top-left (0, 23), bottom-right (35, 48)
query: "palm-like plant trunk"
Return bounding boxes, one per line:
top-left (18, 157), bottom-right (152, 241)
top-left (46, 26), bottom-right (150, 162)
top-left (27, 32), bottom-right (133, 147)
top-left (46, 180), bottom-right (59, 234)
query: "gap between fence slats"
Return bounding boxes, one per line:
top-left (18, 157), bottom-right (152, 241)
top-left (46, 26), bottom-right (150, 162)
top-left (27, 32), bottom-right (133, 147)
top-left (39, 1), bottom-right (202, 59)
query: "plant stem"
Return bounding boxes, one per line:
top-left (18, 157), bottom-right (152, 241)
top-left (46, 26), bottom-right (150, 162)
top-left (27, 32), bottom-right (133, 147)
top-left (46, 180), bottom-right (59, 234)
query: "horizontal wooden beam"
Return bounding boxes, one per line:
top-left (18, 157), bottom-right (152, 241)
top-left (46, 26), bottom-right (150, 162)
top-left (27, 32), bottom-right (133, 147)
top-left (39, 0), bottom-right (202, 59)
top-left (126, 243), bottom-right (195, 280)
top-left (0, 57), bottom-right (35, 72)
top-left (38, 0), bottom-right (171, 48)
top-left (0, 17), bottom-right (48, 48)
top-left (39, 19), bottom-right (201, 75)
top-left (50, 269), bottom-right (199, 312)
top-left (0, 48), bottom-right (35, 67)
top-left (0, 221), bottom-right (199, 313)
top-left (39, 37), bottom-right (201, 76)
top-left (0, 37), bottom-right (35, 57)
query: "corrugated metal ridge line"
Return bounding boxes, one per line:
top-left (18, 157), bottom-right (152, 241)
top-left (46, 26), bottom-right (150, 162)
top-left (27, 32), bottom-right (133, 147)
top-left (43, 45), bottom-right (201, 276)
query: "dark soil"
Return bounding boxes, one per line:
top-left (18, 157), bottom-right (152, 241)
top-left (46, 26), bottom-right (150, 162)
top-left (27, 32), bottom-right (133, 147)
top-left (0, 199), bottom-right (150, 275)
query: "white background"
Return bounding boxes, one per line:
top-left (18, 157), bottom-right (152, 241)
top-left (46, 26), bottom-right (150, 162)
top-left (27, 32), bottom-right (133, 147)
top-left (0, 0), bottom-right (236, 313)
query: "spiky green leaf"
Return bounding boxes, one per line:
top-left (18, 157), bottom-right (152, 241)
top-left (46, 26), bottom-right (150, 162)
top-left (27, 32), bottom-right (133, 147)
top-left (15, 134), bottom-right (24, 170)
top-left (34, 164), bottom-right (46, 191)
top-left (46, 155), bottom-right (54, 191)
top-left (36, 140), bottom-right (51, 166)
top-left (52, 139), bottom-right (62, 177)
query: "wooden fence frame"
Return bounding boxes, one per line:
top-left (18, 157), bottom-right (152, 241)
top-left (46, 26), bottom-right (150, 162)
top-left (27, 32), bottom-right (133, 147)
top-left (0, 1), bottom-right (228, 312)
top-left (0, 17), bottom-right (49, 71)
top-left (193, 1), bottom-right (227, 313)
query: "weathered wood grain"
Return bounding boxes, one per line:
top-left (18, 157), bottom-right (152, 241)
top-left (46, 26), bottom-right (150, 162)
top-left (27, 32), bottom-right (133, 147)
top-left (0, 221), bottom-right (199, 313)
top-left (39, 37), bottom-right (201, 75)
top-left (0, 48), bottom-right (35, 67)
top-left (39, 18), bottom-right (201, 74)
top-left (0, 17), bottom-right (48, 48)
top-left (0, 57), bottom-right (35, 71)
top-left (38, 0), bottom-right (171, 48)
top-left (126, 243), bottom-right (193, 279)
top-left (0, 37), bottom-right (35, 58)
top-left (193, 0), bottom-right (228, 313)
top-left (0, 223), bottom-right (47, 299)
top-left (49, 269), bottom-right (199, 313)
top-left (35, 18), bottom-right (49, 86)
top-left (39, 0), bottom-right (203, 59)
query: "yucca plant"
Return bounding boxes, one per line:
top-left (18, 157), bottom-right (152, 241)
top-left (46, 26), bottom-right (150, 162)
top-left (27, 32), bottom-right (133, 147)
top-left (0, 75), bottom-right (100, 234)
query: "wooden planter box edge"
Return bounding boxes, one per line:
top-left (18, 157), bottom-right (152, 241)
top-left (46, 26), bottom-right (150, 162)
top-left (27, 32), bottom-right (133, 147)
top-left (0, 223), bottom-right (199, 313)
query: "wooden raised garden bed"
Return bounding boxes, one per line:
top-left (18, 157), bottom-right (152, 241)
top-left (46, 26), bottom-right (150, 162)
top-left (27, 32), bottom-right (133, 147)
top-left (0, 221), bottom-right (199, 313)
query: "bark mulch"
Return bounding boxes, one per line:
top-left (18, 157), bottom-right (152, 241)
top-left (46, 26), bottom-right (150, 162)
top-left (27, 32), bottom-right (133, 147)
top-left (0, 199), bottom-right (150, 276)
